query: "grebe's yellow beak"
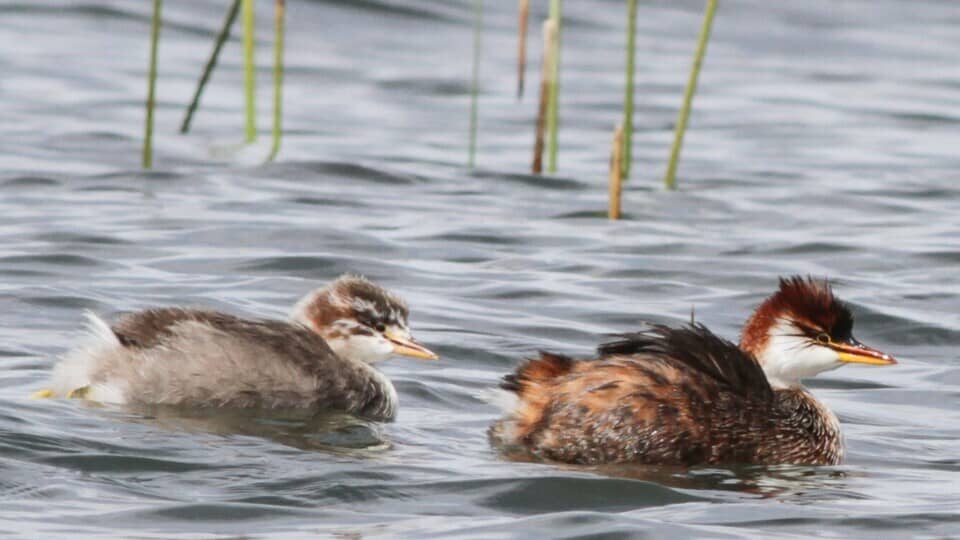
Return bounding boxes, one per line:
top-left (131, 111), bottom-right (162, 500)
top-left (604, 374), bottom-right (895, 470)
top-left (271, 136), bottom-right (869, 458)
top-left (831, 337), bottom-right (896, 366)
top-left (384, 329), bottom-right (438, 360)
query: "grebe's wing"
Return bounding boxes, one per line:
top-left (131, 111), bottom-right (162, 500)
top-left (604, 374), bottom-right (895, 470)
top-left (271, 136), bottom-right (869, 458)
top-left (598, 323), bottom-right (773, 400)
top-left (110, 308), bottom-right (233, 348)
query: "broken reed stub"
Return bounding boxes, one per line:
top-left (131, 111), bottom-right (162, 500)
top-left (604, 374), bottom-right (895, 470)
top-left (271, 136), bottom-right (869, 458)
top-left (608, 122), bottom-right (625, 220)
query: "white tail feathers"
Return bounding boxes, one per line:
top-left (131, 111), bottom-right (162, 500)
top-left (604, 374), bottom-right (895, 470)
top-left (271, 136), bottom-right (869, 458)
top-left (48, 312), bottom-right (122, 399)
top-left (83, 310), bottom-right (120, 346)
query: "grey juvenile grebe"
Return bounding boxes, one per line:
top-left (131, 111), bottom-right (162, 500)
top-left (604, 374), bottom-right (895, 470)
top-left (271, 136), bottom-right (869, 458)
top-left (489, 276), bottom-right (896, 466)
top-left (33, 274), bottom-right (437, 421)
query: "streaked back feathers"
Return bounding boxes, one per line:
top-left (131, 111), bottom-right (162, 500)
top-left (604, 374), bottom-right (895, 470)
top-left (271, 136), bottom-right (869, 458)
top-left (599, 324), bottom-right (773, 401)
top-left (500, 351), bottom-right (575, 394)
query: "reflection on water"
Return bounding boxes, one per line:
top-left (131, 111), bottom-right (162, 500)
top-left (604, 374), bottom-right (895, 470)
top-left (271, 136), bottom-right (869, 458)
top-left (494, 448), bottom-right (855, 500)
top-left (595, 463), bottom-right (854, 500)
top-left (124, 404), bottom-right (389, 453)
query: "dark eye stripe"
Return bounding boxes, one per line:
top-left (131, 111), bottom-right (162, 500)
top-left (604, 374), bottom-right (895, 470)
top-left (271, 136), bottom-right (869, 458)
top-left (797, 324), bottom-right (821, 338)
top-left (356, 312), bottom-right (392, 332)
top-left (800, 322), bottom-right (851, 342)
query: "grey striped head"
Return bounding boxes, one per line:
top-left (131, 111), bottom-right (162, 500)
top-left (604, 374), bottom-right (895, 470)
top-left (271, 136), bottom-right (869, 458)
top-left (291, 274), bottom-right (437, 364)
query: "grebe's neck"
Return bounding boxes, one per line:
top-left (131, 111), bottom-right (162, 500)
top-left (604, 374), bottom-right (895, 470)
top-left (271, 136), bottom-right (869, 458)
top-left (354, 364), bottom-right (398, 420)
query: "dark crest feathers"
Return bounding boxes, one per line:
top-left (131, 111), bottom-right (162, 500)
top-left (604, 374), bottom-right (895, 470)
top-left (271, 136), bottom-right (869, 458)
top-left (598, 324), bottom-right (774, 400)
top-left (771, 275), bottom-right (852, 336)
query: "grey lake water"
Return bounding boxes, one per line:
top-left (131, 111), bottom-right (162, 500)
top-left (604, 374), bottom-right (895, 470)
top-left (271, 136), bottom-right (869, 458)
top-left (1, 0), bottom-right (958, 538)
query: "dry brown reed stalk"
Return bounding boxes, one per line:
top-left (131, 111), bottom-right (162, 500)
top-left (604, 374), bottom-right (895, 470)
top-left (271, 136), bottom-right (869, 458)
top-left (516, 0), bottom-right (529, 99)
top-left (532, 19), bottom-right (557, 174)
top-left (545, 0), bottom-right (562, 172)
top-left (608, 123), bottom-right (625, 220)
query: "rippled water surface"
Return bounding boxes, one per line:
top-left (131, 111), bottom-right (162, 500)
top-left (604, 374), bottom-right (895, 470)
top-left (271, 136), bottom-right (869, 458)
top-left (2, 0), bottom-right (959, 538)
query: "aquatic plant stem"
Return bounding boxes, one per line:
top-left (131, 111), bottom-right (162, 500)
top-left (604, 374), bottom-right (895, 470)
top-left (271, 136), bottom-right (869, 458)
top-left (468, 0), bottom-right (483, 169)
top-left (267, 0), bottom-right (285, 161)
top-left (532, 19), bottom-right (557, 174)
top-left (546, 0), bottom-right (562, 173)
top-left (664, 0), bottom-right (717, 190)
top-left (608, 123), bottom-right (625, 220)
top-left (516, 0), bottom-right (529, 99)
top-left (242, 0), bottom-right (257, 143)
top-left (180, 0), bottom-right (241, 134)
top-left (143, 0), bottom-right (162, 169)
top-left (622, 0), bottom-right (638, 178)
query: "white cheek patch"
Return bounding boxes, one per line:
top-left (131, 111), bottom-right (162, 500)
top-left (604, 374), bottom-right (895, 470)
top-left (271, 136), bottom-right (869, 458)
top-left (760, 319), bottom-right (841, 389)
top-left (343, 334), bottom-right (394, 364)
top-left (322, 321), bottom-right (394, 364)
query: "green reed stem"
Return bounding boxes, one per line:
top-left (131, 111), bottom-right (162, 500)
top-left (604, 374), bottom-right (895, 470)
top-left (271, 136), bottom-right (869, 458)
top-left (664, 0), bottom-right (717, 190)
top-left (546, 0), bottom-right (561, 173)
top-left (532, 19), bottom-right (557, 174)
top-left (143, 0), bottom-right (162, 169)
top-left (242, 0), bottom-right (257, 143)
top-left (181, 0), bottom-right (240, 134)
top-left (267, 0), bottom-right (285, 161)
top-left (608, 122), bottom-right (624, 220)
top-left (622, 0), bottom-right (638, 179)
top-left (468, 0), bottom-right (483, 169)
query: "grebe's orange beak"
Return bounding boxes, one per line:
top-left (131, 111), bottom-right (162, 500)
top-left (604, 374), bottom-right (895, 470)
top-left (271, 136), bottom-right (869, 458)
top-left (384, 329), bottom-right (439, 360)
top-left (831, 337), bottom-right (896, 366)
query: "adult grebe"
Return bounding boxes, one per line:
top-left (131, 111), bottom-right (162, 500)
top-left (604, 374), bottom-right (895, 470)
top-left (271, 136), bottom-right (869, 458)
top-left (489, 276), bottom-right (895, 466)
top-left (34, 274), bottom-right (437, 421)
